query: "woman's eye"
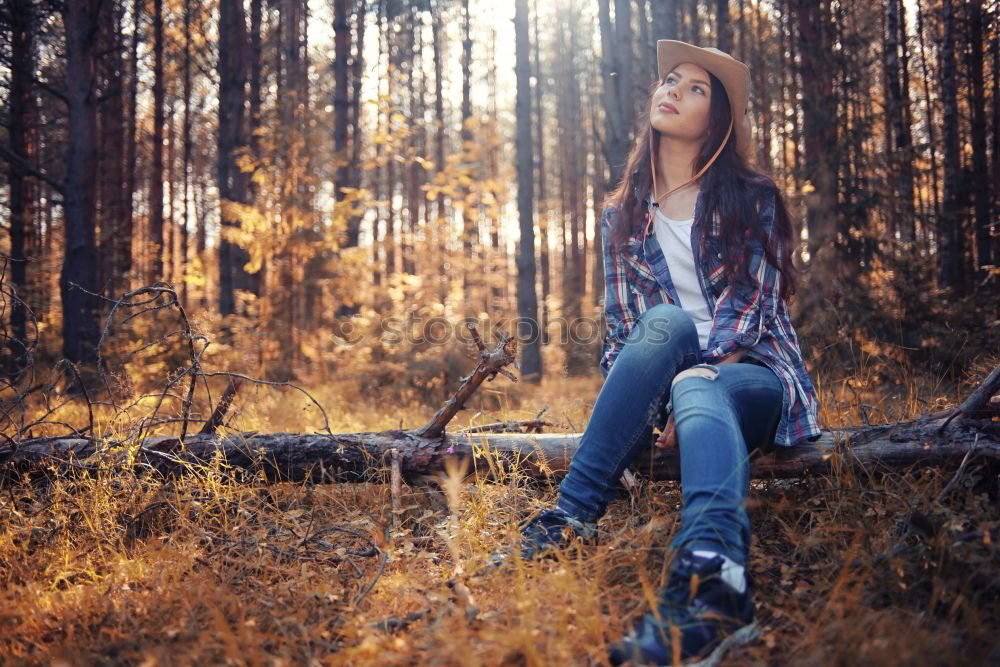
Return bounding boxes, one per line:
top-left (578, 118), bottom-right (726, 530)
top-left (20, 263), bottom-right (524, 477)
top-left (665, 77), bottom-right (703, 95)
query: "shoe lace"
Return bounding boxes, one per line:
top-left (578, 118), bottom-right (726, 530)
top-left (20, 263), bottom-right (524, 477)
top-left (522, 508), bottom-right (572, 538)
top-left (659, 552), bottom-right (735, 620)
top-left (522, 508), bottom-right (596, 545)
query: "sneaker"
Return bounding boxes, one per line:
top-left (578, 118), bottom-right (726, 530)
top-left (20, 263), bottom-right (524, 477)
top-left (608, 549), bottom-right (758, 666)
top-left (487, 506), bottom-right (598, 568)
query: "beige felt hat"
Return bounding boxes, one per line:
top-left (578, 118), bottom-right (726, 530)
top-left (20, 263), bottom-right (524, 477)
top-left (656, 39), bottom-right (752, 161)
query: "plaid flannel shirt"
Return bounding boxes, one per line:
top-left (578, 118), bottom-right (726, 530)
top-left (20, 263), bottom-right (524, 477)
top-left (598, 181), bottom-right (822, 448)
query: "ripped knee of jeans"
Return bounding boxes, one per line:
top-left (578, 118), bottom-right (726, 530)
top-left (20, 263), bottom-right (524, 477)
top-left (671, 363), bottom-right (720, 391)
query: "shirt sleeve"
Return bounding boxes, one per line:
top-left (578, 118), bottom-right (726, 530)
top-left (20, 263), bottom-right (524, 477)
top-left (599, 206), bottom-right (637, 378)
top-left (703, 187), bottom-right (784, 362)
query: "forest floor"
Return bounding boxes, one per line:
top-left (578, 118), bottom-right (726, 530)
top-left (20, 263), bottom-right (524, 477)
top-left (1, 350), bottom-right (998, 665)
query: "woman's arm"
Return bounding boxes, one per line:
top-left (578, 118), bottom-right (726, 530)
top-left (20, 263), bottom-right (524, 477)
top-left (599, 207), bottom-right (637, 378)
top-left (703, 187), bottom-right (784, 363)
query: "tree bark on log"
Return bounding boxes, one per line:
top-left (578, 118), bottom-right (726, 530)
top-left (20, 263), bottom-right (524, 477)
top-left (4, 413), bottom-right (997, 483)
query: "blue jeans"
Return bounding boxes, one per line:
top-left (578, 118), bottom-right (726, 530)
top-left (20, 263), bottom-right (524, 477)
top-left (556, 303), bottom-right (783, 565)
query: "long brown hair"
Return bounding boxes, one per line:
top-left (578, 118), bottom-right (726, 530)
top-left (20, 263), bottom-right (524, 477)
top-left (603, 72), bottom-right (798, 302)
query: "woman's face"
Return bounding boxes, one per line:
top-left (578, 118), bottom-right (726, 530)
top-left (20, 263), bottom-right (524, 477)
top-left (649, 61), bottom-right (713, 144)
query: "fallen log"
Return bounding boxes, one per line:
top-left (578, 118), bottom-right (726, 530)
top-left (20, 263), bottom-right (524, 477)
top-left (4, 411), bottom-right (997, 482)
top-left (3, 314), bottom-right (997, 483)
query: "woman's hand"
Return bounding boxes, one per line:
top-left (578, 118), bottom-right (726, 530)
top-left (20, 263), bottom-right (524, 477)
top-left (656, 349), bottom-right (747, 449)
top-left (655, 412), bottom-right (677, 449)
top-left (716, 348), bottom-right (747, 365)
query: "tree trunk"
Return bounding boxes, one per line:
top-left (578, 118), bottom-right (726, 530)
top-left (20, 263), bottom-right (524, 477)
top-left (790, 0), bottom-right (842, 312)
top-left (24, 318), bottom-right (1000, 486)
top-left (778, 0), bottom-right (791, 187)
top-left (515, 0), bottom-right (542, 382)
top-left (122, 0), bottom-right (140, 290)
top-left (556, 2), bottom-right (587, 376)
top-left (884, 0), bottom-right (916, 244)
top-left (786, 0), bottom-right (803, 190)
top-left (937, 0), bottom-right (962, 292)
top-left (597, 0), bottom-right (630, 188)
top-left (716, 0), bottom-right (733, 52)
top-left (403, 5), bottom-right (420, 277)
top-left (165, 90), bottom-right (176, 284)
top-left (8, 413), bottom-right (997, 484)
top-left (333, 0), bottom-right (350, 205)
top-left (432, 0), bottom-right (447, 303)
top-left (838, 1), bottom-right (871, 268)
top-left (532, 0), bottom-right (550, 345)
top-left (149, 0), bottom-right (165, 280)
top-left (273, 0), bottom-right (310, 366)
top-left (651, 0), bottom-right (679, 41)
top-left (590, 54), bottom-right (605, 309)
top-left (60, 0), bottom-right (103, 369)
top-left (349, 0), bottom-right (366, 224)
top-left (636, 0), bottom-right (653, 86)
top-left (569, 13), bottom-right (586, 302)
top-left (965, 0), bottom-right (992, 276)
top-left (97, 0), bottom-right (126, 299)
top-left (6, 0), bottom-right (36, 368)
top-left (915, 0), bottom-right (941, 250)
top-left (217, 0), bottom-right (252, 317)
top-left (328, 0), bottom-right (366, 316)
top-left (372, 0), bottom-right (387, 288)
top-left (248, 0), bottom-right (263, 182)
top-left (896, 0), bottom-right (917, 244)
top-left (384, 1), bottom-right (397, 284)
top-left (460, 0), bottom-right (475, 302)
top-left (992, 0), bottom-right (1000, 265)
top-left (686, 0), bottom-right (698, 41)
top-left (613, 0), bottom-right (633, 127)
top-left (181, 0), bottom-right (193, 305)
top-left (248, 0), bottom-right (265, 304)
top-left (751, 1), bottom-right (772, 172)
top-left (738, 0), bottom-right (747, 62)
top-left (485, 27), bottom-right (504, 320)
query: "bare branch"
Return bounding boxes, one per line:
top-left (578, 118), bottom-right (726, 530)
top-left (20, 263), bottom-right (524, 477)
top-left (0, 144), bottom-right (65, 194)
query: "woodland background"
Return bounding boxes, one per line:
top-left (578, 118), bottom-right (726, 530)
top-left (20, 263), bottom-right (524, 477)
top-left (0, 0), bottom-right (998, 664)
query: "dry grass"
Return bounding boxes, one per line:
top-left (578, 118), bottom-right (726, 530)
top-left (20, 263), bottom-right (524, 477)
top-left (1, 356), bottom-right (998, 666)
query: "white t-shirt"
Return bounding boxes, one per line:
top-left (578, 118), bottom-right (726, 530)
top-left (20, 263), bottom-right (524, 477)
top-left (652, 207), bottom-right (713, 351)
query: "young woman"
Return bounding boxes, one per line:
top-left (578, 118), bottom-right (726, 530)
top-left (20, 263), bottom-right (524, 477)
top-left (497, 41), bottom-right (822, 665)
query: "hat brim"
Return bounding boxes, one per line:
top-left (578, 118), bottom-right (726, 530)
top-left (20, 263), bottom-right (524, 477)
top-left (656, 40), bottom-right (753, 160)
